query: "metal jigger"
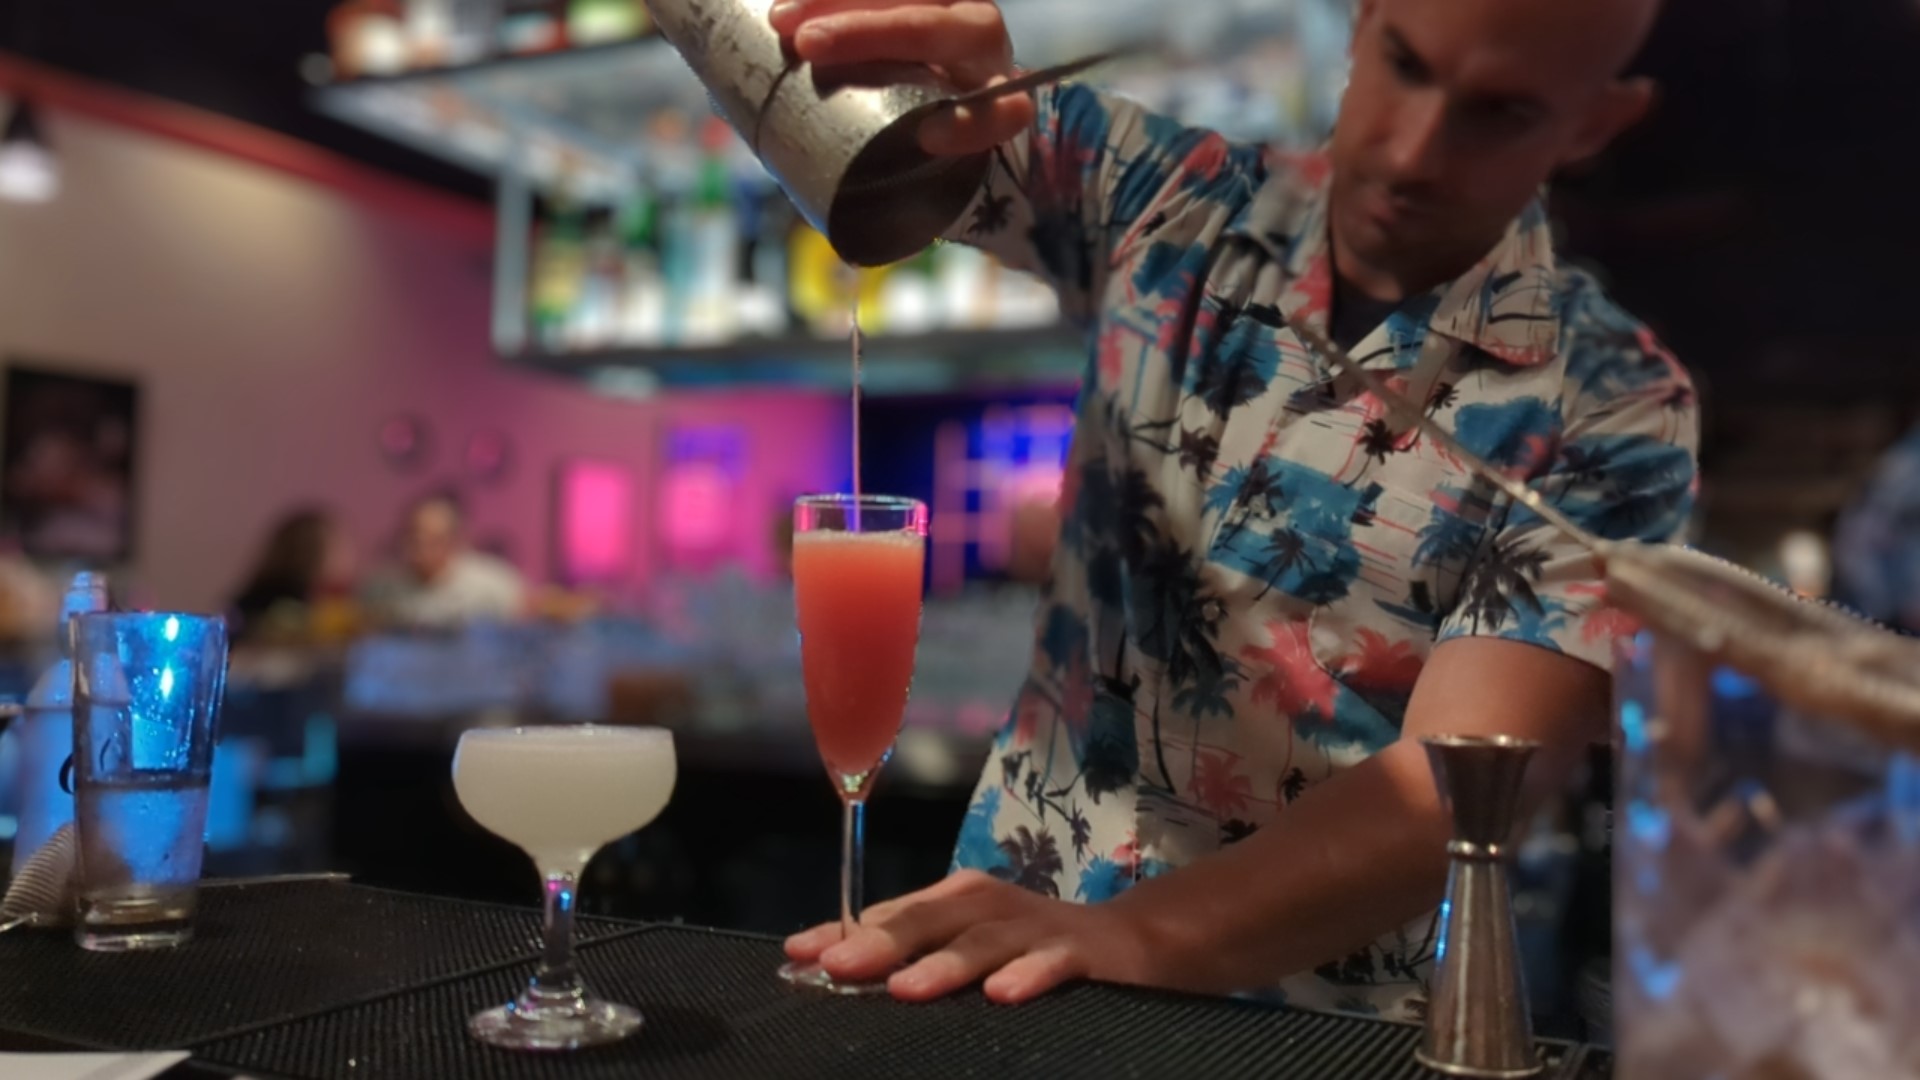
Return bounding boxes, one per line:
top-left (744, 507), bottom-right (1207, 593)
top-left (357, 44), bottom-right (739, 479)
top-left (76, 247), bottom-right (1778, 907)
top-left (1417, 735), bottom-right (1544, 1079)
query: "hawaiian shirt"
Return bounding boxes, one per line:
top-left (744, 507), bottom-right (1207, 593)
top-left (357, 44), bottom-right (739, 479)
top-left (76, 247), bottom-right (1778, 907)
top-left (942, 84), bottom-right (1701, 1020)
top-left (1834, 425), bottom-right (1920, 632)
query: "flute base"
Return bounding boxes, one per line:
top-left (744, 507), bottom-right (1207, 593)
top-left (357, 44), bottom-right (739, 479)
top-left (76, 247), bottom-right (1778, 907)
top-left (468, 989), bottom-right (643, 1051)
top-left (778, 960), bottom-right (891, 996)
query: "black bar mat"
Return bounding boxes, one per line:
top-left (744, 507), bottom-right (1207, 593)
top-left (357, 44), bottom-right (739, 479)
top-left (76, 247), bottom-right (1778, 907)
top-left (0, 880), bottom-right (643, 1050)
top-left (195, 926), bottom-right (1591, 1080)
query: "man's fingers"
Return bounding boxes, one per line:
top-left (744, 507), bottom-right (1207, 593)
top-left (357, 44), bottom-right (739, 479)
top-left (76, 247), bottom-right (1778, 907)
top-left (785, 871), bottom-right (968, 960)
top-left (783, 919), bottom-right (846, 961)
top-left (856, 868), bottom-right (995, 926)
top-left (790, 4), bottom-right (1013, 85)
top-left (919, 92), bottom-right (1034, 156)
top-left (888, 920), bottom-right (1033, 1002)
top-left (770, 0), bottom-right (964, 35)
top-left (767, 0), bottom-right (1027, 153)
top-left (982, 941), bottom-right (1086, 1004)
top-left (821, 897), bottom-right (990, 979)
top-left (819, 872), bottom-right (1011, 980)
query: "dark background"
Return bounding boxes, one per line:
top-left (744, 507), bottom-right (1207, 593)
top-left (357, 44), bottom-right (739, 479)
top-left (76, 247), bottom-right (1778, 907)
top-left (6, 0), bottom-right (1919, 554)
top-left (9, 0), bottom-right (1920, 386)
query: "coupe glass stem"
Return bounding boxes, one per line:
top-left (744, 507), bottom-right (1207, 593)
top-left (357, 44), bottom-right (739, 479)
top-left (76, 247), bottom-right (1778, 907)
top-left (840, 798), bottom-right (866, 939)
top-left (525, 870), bottom-right (586, 1010)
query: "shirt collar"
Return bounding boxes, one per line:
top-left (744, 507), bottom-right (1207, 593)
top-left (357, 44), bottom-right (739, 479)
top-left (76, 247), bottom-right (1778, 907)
top-left (1227, 149), bottom-right (1562, 368)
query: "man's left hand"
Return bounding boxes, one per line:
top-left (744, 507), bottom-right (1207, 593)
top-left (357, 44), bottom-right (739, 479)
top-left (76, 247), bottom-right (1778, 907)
top-left (783, 869), bottom-right (1161, 1003)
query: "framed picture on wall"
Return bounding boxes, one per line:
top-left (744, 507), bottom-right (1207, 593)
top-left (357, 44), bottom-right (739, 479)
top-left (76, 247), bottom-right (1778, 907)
top-left (550, 457), bottom-right (636, 587)
top-left (655, 425), bottom-right (745, 576)
top-left (1, 363), bottom-right (141, 564)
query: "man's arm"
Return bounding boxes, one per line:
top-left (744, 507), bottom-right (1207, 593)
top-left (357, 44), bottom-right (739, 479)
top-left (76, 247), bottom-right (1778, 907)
top-left (786, 638), bottom-right (1602, 1002)
top-left (786, 301), bottom-right (1701, 1004)
top-left (1094, 638), bottom-right (1606, 996)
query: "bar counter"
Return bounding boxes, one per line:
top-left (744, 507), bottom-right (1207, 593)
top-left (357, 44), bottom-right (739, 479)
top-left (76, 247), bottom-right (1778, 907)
top-left (0, 880), bottom-right (1612, 1079)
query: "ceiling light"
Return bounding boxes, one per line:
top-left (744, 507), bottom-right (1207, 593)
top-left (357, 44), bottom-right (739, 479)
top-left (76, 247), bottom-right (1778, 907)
top-left (0, 98), bottom-right (58, 204)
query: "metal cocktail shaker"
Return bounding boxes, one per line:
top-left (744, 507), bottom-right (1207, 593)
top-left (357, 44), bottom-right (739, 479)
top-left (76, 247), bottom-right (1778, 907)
top-left (646, 0), bottom-right (991, 267)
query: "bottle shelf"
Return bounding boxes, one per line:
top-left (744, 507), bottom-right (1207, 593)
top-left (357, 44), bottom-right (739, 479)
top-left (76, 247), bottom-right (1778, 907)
top-left (515, 323), bottom-right (1090, 397)
top-left (313, 37), bottom-right (702, 197)
top-left (310, 0), bottom-right (1353, 391)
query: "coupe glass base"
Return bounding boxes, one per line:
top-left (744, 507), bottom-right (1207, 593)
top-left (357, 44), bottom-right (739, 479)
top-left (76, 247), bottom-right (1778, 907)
top-left (778, 960), bottom-right (890, 996)
top-left (468, 996), bottom-right (643, 1051)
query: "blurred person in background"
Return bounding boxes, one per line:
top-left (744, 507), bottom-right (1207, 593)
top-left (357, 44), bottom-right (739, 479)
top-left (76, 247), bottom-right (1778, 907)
top-left (0, 527), bottom-right (57, 648)
top-left (360, 490), bottom-right (525, 630)
top-left (230, 507), bottom-right (360, 644)
top-left (1834, 428), bottom-right (1920, 633)
top-left (772, 0), bottom-right (1697, 1018)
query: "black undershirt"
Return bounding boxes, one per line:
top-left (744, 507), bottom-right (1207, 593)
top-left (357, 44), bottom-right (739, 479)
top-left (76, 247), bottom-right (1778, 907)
top-left (1329, 276), bottom-right (1402, 352)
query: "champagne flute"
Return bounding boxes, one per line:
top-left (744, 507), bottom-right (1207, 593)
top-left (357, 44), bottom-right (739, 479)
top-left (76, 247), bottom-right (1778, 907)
top-left (779, 494), bottom-right (930, 994)
top-left (451, 725), bottom-right (676, 1049)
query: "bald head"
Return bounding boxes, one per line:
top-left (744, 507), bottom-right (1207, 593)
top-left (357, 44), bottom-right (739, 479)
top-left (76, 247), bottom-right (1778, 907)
top-left (1441, 0), bottom-right (1663, 85)
top-left (1330, 0), bottom-right (1665, 299)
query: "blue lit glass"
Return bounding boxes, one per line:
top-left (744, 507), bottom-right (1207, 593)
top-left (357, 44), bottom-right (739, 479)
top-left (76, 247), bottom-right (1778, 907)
top-left (1620, 699), bottom-right (1649, 753)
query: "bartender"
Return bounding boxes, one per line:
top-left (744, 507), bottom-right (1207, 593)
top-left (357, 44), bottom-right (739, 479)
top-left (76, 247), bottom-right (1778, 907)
top-left (776, 0), bottom-right (1696, 1018)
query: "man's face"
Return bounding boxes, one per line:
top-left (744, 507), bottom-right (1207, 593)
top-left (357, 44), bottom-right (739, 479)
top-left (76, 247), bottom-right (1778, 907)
top-left (404, 503), bottom-right (460, 583)
top-left (1329, 0), bottom-right (1656, 291)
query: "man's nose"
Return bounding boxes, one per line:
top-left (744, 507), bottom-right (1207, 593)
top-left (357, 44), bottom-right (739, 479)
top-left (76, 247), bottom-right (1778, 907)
top-left (1382, 92), bottom-right (1447, 184)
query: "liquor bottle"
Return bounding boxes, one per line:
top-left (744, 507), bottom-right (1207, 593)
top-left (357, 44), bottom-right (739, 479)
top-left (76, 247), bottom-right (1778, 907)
top-left (878, 248), bottom-right (937, 335)
top-left (684, 118), bottom-right (741, 345)
top-left (498, 0), bottom-right (565, 54)
top-left (787, 223), bottom-right (841, 337)
top-left (650, 109), bottom-right (698, 347)
top-left (7, 572), bottom-right (108, 881)
top-left (328, 0), bottom-right (410, 78)
top-left (754, 189), bottom-right (800, 334)
top-left (616, 183), bottom-right (666, 346)
top-left (530, 193), bottom-right (586, 349)
top-left (571, 205), bottom-right (624, 349)
top-left (407, 0), bottom-right (497, 67)
top-left (447, 0), bottom-right (499, 65)
top-left (404, 0), bottom-right (453, 67)
top-left (931, 240), bottom-right (992, 329)
top-left (730, 144), bottom-right (787, 338)
top-left (566, 0), bottom-right (648, 46)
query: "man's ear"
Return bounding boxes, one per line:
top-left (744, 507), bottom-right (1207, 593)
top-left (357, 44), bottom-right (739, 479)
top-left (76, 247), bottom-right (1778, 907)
top-left (1561, 76), bottom-right (1657, 168)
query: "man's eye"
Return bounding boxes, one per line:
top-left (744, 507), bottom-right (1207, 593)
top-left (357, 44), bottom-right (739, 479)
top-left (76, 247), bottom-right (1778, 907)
top-left (1464, 100), bottom-right (1537, 131)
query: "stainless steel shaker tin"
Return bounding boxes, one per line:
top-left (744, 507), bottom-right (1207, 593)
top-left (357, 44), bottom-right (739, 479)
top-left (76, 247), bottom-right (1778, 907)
top-left (648, 0), bottom-right (990, 267)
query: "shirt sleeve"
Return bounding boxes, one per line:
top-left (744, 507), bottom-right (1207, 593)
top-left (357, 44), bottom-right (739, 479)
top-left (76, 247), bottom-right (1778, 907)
top-left (944, 83), bottom-right (1257, 322)
top-left (1435, 312), bottom-right (1702, 671)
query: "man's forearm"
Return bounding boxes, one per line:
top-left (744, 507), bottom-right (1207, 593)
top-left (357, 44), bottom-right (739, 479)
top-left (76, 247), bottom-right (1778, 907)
top-left (1107, 637), bottom-right (1607, 996)
top-left (1110, 739), bottom-right (1454, 995)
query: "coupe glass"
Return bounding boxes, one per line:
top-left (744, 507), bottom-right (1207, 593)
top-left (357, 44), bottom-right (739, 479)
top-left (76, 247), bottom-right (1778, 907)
top-left (777, 494), bottom-right (929, 994)
top-left (451, 725), bottom-right (676, 1049)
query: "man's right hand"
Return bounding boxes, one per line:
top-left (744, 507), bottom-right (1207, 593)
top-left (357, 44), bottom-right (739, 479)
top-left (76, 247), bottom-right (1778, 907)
top-left (768, 0), bottom-right (1034, 156)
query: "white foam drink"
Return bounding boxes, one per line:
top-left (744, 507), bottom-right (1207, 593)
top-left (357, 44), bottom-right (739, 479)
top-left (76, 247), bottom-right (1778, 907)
top-left (452, 726), bottom-right (676, 873)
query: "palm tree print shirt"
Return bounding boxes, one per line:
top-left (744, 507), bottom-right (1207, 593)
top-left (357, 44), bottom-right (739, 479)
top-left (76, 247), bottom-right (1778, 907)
top-left (946, 85), bottom-right (1701, 1020)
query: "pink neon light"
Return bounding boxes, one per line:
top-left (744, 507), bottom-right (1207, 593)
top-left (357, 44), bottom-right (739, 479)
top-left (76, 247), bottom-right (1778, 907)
top-left (559, 461), bottom-right (634, 583)
top-left (662, 462), bottom-right (733, 555)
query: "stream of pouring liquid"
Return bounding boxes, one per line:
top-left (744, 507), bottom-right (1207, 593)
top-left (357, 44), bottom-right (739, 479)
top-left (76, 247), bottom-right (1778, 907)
top-left (850, 298), bottom-right (863, 505)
